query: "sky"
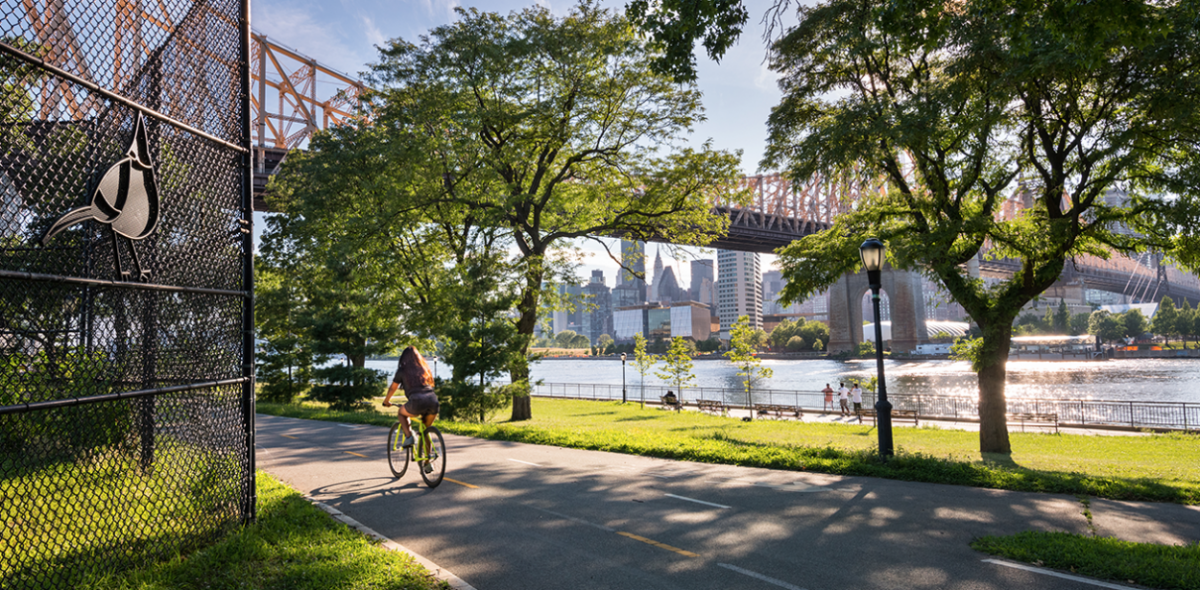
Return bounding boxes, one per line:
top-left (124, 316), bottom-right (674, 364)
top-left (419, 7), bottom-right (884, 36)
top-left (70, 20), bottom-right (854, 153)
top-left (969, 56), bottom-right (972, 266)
top-left (251, 0), bottom-right (796, 288)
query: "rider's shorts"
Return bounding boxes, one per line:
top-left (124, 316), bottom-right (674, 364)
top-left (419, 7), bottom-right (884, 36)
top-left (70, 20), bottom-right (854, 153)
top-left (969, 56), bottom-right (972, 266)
top-left (404, 392), bottom-right (440, 417)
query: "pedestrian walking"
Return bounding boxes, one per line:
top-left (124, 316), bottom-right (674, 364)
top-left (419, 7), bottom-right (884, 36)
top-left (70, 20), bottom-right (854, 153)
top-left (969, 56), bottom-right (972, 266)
top-left (838, 382), bottom-right (850, 417)
top-left (822, 383), bottom-right (835, 413)
top-left (851, 382), bottom-right (864, 422)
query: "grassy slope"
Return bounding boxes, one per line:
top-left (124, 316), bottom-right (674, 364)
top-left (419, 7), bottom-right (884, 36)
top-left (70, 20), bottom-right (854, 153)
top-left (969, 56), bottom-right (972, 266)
top-left (973, 532), bottom-right (1200, 590)
top-left (257, 397), bottom-right (1200, 504)
top-left (88, 472), bottom-right (446, 590)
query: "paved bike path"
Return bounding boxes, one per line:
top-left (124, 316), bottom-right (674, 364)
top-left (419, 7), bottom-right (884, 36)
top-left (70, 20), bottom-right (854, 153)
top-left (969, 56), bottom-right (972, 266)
top-left (255, 414), bottom-right (1200, 590)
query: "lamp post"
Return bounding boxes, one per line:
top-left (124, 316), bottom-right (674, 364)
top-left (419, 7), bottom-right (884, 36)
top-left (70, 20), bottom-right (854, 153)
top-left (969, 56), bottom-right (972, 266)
top-left (860, 238), bottom-right (894, 458)
top-left (620, 352), bottom-right (627, 404)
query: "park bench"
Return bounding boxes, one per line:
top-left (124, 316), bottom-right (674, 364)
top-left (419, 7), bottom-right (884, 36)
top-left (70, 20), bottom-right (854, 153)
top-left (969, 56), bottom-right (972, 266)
top-left (697, 399), bottom-right (726, 415)
top-left (754, 404), bottom-right (802, 420)
top-left (660, 393), bottom-right (682, 411)
top-left (1006, 412), bottom-right (1059, 433)
top-left (860, 408), bottom-right (919, 426)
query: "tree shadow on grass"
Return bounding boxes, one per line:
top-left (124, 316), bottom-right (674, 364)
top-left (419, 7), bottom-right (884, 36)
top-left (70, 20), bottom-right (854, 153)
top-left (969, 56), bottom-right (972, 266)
top-left (981, 452), bottom-right (1018, 469)
top-left (613, 415), bottom-right (660, 422)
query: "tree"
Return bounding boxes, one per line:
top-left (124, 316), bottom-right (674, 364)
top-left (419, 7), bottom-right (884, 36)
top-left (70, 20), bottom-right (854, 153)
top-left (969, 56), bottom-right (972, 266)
top-left (362, 3), bottom-right (746, 421)
top-left (1122, 309), bottom-right (1148, 341)
top-left (655, 337), bottom-right (697, 400)
top-left (1176, 301), bottom-right (1194, 349)
top-left (570, 334), bottom-right (591, 349)
top-left (785, 335), bottom-right (806, 351)
top-left (1070, 312), bottom-right (1092, 336)
top-left (765, 0), bottom-right (1200, 453)
top-left (798, 320), bottom-right (829, 350)
top-left (1152, 296), bottom-right (1180, 348)
top-left (626, 0), bottom-right (750, 83)
top-left (632, 332), bottom-right (657, 405)
top-left (696, 336), bottom-right (723, 353)
top-left (769, 317), bottom-right (804, 349)
top-left (256, 263), bottom-right (314, 404)
top-left (1088, 310), bottom-right (1124, 346)
top-left (555, 331), bottom-right (579, 349)
top-left (597, 334), bottom-right (615, 354)
top-left (1054, 300), bottom-right (1071, 335)
top-left (437, 255), bottom-right (529, 422)
top-left (725, 316), bottom-right (773, 417)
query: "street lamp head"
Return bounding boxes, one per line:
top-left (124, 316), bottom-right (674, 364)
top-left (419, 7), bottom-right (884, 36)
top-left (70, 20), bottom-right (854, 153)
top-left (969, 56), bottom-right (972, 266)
top-left (859, 237), bottom-right (885, 289)
top-left (620, 352), bottom-right (627, 362)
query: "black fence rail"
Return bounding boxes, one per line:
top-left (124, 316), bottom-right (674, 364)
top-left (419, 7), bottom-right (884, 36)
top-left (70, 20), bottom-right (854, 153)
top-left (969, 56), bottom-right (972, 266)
top-left (532, 383), bottom-right (1200, 432)
top-left (1, 1), bottom-right (253, 587)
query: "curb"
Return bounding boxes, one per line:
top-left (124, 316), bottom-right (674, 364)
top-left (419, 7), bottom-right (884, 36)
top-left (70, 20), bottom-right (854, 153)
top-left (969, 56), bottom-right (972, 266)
top-left (307, 497), bottom-right (478, 590)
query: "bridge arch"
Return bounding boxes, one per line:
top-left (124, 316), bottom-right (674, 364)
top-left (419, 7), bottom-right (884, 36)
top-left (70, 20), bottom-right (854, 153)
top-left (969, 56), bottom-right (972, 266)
top-left (827, 267), bottom-right (928, 353)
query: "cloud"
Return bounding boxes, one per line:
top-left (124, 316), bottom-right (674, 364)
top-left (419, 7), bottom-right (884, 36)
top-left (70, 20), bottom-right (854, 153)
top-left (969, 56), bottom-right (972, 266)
top-left (360, 15), bottom-right (387, 49)
top-left (421, 0), bottom-right (462, 18)
top-left (253, 2), bottom-right (371, 75)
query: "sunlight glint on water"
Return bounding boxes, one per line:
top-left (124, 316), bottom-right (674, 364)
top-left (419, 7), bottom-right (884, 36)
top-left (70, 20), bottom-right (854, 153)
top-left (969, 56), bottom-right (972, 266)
top-left (363, 357), bottom-right (1200, 403)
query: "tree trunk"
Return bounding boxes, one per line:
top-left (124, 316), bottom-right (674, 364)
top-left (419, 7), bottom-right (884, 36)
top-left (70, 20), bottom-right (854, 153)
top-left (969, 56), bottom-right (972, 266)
top-left (509, 265), bottom-right (543, 422)
top-left (977, 325), bottom-right (1013, 454)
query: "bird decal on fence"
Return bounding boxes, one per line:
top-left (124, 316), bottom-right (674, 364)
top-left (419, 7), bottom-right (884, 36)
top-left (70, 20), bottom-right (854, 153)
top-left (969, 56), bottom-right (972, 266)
top-left (42, 113), bottom-right (160, 280)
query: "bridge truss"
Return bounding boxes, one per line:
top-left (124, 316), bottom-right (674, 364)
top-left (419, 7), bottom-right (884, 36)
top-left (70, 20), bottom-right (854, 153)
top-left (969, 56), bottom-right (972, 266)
top-left (11, 3), bottom-right (1187, 303)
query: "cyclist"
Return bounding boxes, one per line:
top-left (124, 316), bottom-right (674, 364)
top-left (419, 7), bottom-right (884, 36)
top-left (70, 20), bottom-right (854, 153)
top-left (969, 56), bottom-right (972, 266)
top-left (382, 346), bottom-right (439, 459)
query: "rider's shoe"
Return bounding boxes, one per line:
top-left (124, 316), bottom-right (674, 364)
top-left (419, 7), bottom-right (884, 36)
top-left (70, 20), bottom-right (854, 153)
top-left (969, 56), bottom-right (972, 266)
top-left (401, 435), bottom-right (415, 448)
top-left (422, 462), bottom-right (434, 474)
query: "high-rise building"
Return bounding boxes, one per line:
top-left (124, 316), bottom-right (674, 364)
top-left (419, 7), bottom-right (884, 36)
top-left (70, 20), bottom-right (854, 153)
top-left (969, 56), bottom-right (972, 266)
top-left (553, 282), bottom-right (584, 334)
top-left (650, 246), bottom-right (665, 302)
top-left (717, 249), bottom-right (762, 339)
top-left (690, 260), bottom-right (714, 303)
top-left (582, 270), bottom-right (612, 345)
top-left (656, 266), bottom-right (684, 303)
top-left (762, 270), bottom-right (799, 316)
top-left (618, 240), bottom-right (647, 303)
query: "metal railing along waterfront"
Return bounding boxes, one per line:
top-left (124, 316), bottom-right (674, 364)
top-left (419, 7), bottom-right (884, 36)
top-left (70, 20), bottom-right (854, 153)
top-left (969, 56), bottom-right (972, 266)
top-left (532, 383), bottom-right (1200, 432)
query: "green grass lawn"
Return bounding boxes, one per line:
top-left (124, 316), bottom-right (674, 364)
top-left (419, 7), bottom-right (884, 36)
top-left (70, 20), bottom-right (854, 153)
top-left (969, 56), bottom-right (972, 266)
top-left (257, 396), bottom-right (1200, 504)
top-left (973, 532), bottom-right (1200, 590)
top-left (1, 456), bottom-right (446, 590)
top-left (85, 472), bottom-right (446, 590)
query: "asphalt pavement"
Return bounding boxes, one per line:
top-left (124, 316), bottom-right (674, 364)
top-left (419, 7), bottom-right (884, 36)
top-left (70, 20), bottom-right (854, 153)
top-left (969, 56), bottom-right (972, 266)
top-left (255, 414), bottom-right (1200, 590)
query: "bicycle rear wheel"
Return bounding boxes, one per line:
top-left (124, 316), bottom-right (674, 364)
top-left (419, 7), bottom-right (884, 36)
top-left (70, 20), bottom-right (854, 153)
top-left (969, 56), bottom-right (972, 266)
top-left (418, 426), bottom-right (446, 488)
top-left (387, 423), bottom-right (410, 478)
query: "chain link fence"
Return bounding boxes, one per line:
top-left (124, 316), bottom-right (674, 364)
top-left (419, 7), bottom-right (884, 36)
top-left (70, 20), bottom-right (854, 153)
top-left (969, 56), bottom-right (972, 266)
top-left (1, 1), bottom-right (253, 587)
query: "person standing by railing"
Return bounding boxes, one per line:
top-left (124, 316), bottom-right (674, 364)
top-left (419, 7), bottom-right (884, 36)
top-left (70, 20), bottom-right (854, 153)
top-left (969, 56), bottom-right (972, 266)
top-left (822, 383), bottom-right (835, 414)
top-left (838, 382), bottom-right (851, 417)
top-left (851, 383), bottom-right (864, 423)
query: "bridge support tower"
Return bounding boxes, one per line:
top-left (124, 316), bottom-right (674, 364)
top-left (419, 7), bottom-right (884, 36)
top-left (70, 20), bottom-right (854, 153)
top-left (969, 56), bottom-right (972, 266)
top-left (828, 268), bottom-right (929, 353)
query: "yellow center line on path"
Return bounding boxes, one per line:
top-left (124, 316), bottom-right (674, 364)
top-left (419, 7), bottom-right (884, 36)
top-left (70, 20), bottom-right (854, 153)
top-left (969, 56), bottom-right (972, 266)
top-left (617, 531), bottom-right (699, 558)
top-left (344, 451), bottom-right (368, 458)
top-left (444, 477), bottom-right (479, 489)
top-left (280, 434), bottom-right (298, 439)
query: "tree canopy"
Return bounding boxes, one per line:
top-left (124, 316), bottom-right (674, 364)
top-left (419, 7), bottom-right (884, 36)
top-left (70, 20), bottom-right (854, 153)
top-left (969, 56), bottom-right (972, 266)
top-left (763, 0), bottom-right (1200, 453)
top-left (265, 2), bottom-right (745, 419)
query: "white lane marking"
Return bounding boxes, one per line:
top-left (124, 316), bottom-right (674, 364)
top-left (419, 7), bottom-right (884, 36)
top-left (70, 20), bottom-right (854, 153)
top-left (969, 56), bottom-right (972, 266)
top-left (982, 559), bottom-right (1140, 590)
top-left (508, 458), bottom-right (542, 467)
top-left (336, 423), bottom-right (360, 428)
top-left (664, 493), bottom-right (731, 509)
top-left (718, 563), bottom-right (808, 590)
top-left (527, 506), bottom-right (615, 532)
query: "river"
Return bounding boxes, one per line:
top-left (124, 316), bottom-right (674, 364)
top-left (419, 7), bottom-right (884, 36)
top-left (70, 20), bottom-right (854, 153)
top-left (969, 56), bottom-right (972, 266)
top-left (363, 357), bottom-right (1200, 403)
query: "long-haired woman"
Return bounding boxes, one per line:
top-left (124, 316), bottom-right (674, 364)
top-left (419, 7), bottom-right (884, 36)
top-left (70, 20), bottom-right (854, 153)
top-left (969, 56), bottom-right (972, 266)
top-left (382, 346), bottom-right (439, 463)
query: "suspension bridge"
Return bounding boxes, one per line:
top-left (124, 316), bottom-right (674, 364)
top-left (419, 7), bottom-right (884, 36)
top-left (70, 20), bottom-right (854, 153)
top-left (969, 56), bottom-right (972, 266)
top-left (5, 1), bottom-right (1195, 308)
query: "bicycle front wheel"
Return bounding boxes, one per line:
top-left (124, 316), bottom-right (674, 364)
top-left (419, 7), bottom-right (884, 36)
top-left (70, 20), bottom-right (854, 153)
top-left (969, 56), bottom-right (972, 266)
top-left (387, 423), bottom-right (410, 479)
top-left (419, 426), bottom-right (446, 488)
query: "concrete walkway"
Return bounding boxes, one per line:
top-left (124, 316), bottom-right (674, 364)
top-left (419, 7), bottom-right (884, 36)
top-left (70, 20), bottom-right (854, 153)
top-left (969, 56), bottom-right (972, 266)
top-left (256, 413), bottom-right (1200, 590)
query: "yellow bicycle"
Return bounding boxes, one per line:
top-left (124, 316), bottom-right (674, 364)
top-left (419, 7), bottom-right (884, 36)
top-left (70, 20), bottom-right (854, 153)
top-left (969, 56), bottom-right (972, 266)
top-left (387, 415), bottom-right (445, 488)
